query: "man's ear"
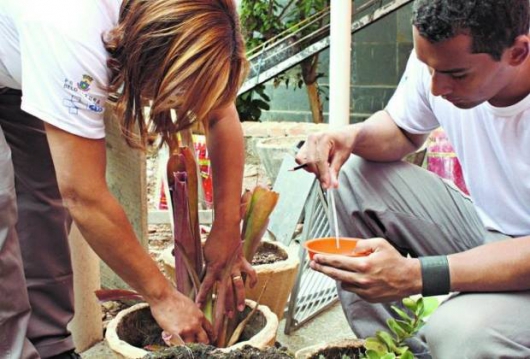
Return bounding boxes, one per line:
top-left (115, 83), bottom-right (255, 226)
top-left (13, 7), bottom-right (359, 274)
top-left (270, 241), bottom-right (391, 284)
top-left (507, 35), bottom-right (530, 66)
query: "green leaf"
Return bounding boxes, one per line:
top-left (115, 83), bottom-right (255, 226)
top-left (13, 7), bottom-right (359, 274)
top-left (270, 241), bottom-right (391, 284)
top-left (395, 319), bottom-right (414, 334)
top-left (380, 354), bottom-right (396, 359)
top-left (422, 297), bottom-right (440, 317)
top-left (364, 337), bottom-right (388, 354)
top-left (365, 350), bottom-right (382, 359)
top-left (395, 346), bottom-right (411, 355)
top-left (376, 331), bottom-right (397, 352)
top-left (416, 297), bottom-right (425, 317)
top-left (254, 99), bottom-right (270, 110)
top-left (387, 319), bottom-right (407, 338)
top-left (241, 186), bottom-right (280, 261)
top-left (400, 349), bottom-right (415, 359)
top-left (391, 305), bottom-right (412, 322)
top-left (402, 297), bottom-right (417, 312)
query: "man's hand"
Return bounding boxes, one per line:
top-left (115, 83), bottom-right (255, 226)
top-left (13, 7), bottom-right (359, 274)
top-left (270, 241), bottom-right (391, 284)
top-left (310, 238), bottom-right (422, 302)
top-left (149, 289), bottom-right (213, 344)
top-left (295, 128), bottom-right (355, 189)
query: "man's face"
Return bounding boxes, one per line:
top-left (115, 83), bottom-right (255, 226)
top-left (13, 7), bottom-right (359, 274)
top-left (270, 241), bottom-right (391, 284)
top-left (413, 27), bottom-right (514, 109)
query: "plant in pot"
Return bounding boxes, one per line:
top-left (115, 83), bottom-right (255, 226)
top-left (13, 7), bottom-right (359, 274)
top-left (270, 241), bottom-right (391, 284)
top-left (98, 142), bottom-right (288, 358)
top-left (161, 233), bottom-right (300, 321)
top-left (295, 296), bottom-right (439, 359)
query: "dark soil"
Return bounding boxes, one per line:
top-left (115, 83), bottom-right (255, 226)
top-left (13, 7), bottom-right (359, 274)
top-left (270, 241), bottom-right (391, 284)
top-left (117, 305), bottom-right (269, 351)
top-left (141, 343), bottom-right (293, 358)
top-left (308, 346), bottom-right (364, 359)
top-left (252, 241), bottom-right (288, 266)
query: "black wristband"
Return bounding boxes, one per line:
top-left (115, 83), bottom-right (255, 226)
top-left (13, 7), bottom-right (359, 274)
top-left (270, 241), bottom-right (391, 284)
top-left (419, 256), bottom-right (451, 297)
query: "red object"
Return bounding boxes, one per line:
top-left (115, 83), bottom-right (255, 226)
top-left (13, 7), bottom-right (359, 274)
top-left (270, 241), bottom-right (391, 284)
top-left (158, 135), bottom-right (214, 210)
top-left (159, 182), bottom-right (168, 210)
top-left (426, 128), bottom-right (469, 194)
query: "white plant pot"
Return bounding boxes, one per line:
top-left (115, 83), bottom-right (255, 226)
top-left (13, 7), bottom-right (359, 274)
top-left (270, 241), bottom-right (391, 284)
top-left (105, 299), bottom-right (278, 359)
top-left (295, 338), bottom-right (365, 359)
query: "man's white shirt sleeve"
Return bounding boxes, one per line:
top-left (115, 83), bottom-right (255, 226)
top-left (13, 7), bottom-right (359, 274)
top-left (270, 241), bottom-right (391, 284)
top-left (386, 52), bottom-right (440, 134)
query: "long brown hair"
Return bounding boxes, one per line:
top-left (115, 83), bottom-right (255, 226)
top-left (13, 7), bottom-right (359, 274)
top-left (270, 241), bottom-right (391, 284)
top-left (104, 0), bottom-right (248, 147)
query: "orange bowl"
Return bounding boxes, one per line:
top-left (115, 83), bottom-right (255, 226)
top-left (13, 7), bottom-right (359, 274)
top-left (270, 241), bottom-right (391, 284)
top-left (303, 237), bottom-right (366, 260)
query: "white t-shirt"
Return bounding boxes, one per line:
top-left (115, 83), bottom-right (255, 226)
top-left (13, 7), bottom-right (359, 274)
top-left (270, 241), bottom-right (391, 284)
top-left (386, 53), bottom-right (530, 237)
top-left (0, 0), bottom-right (121, 139)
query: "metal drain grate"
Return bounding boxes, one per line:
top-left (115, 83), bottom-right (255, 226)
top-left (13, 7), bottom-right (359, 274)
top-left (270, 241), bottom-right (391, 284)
top-left (284, 182), bottom-right (339, 334)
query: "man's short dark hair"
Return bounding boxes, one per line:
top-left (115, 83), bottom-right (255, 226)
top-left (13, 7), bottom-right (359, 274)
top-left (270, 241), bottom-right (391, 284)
top-left (413, 0), bottom-right (530, 61)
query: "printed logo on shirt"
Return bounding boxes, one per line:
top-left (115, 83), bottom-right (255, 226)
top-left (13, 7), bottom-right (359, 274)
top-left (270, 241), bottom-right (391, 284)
top-left (62, 95), bottom-right (104, 115)
top-left (63, 76), bottom-right (104, 115)
top-left (77, 74), bottom-right (94, 92)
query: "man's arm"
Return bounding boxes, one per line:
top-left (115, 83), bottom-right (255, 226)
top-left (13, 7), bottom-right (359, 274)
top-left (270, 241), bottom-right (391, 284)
top-left (449, 236), bottom-right (530, 292)
top-left (310, 234), bottom-right (530, 303)
top-left (44, 123), bottom-right (212, 343)
top-left (352, 110), bottom-right (428, 161)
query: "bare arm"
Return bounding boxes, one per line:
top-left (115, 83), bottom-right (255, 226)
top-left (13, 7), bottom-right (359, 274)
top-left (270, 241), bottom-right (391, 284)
top-left (352, 110), bottom-right (428, 161)
top-left (44, 123), bottom-right (212, 343)
top-left (448, 236), bottom-right (530, 292)
top-left (197, 103), bottom-right (257, 312)
top-left (310, 234), bottom-right (530, 303)
top-left (297, 110), bottom-right (429, 188)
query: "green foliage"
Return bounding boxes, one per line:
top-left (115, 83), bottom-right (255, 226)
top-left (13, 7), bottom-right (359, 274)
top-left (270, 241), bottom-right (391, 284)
top-left (235, 84), bottom-right (270, 122)
top-left (362, 297), bottom-right (439, 359)
top-left (237, 0), bottom-right (331, 123)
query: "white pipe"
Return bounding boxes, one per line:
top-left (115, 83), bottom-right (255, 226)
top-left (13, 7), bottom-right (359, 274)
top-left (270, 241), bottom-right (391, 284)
top-left (329, 0), bottom-right (352, 129)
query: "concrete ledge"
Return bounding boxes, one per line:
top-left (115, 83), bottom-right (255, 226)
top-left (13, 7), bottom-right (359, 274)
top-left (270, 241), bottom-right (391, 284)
top-left (242, 121), bottom-right (329, 165)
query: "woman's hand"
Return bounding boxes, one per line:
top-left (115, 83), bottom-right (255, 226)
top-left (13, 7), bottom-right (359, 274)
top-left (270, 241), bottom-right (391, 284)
top-left (196, 225), bottom-right (257, 316)
top-left (148, 288), bottom-right (213, 345)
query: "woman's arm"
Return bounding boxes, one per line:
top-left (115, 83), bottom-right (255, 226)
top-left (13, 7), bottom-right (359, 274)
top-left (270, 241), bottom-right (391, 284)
top-left (44, 123), bottom-right (212, 343)
top-left (196, 103), bottom-right (256, 312)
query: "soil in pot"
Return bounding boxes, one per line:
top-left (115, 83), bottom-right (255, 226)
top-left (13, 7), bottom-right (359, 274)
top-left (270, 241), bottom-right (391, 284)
top-left (141, 343), bottom-right (293, 358)
top-left (117, 305), bottom-right (269, 351)
top-left (252, 241), bottom-right (288, 265)
top-left (307, 346), bottom-right (364, 359)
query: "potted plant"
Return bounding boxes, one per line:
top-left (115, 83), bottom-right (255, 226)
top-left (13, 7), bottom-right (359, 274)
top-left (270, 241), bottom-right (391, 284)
top-left (160, 231), bottom-right (299, 321)
top-left (100, 143), bottom-right (282, 358)
top-left (294, 296), bottom-right (439, 359)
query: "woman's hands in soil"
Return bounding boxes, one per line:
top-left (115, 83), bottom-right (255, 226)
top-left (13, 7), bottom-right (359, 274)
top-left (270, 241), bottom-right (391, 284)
top-left (309, 238), bottom-right (422, 302)
top-left (149, 289), bottom-right (213, 344)
top-left (198, 238), bottom-right (257, 315)
top-left (295, 130), bottom-right (354, 189)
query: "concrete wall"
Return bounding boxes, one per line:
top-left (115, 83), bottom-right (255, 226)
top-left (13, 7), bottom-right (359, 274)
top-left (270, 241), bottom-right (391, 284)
top-left (258, 0), bottom-right (414, 124)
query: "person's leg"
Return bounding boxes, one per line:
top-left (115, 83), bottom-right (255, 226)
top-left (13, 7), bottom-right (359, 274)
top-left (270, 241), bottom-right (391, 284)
top-left (0, 90), bottom-right (75, 358)
top-left (0, 120), bottom-right (40, 359)
top-left (423, 291), bottom-right (530, 358)
top-left (334, 156), bottom-right (498, 357)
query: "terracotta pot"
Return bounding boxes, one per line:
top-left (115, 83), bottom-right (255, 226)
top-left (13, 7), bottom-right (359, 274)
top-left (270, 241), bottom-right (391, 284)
top-left (161, 240), bottom-right (299, 320)
top-left (105, 299), bottom-right (278, 359)
top-left (295, 339), bottom-right (365, 359)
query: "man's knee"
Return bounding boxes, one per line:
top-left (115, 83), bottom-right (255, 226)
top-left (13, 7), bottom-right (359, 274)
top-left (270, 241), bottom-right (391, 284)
top-left (424, 302), bottom-right (529, 358)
